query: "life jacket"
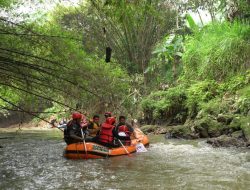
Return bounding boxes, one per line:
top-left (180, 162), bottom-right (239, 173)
top-left (98, 123), bottom-right (115, 144)
top-left (119, 125), bottom-right (132, 145)
top-left (88, 121), bottom-right (100, 137)
top-left (117, 125), bottom-right (131, 137)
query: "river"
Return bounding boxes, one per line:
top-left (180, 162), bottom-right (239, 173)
top-left (0, 130), bottom-right (250, 190)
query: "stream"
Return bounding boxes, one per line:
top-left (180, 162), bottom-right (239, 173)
top-left (0, 130), bottom-right (250, 190)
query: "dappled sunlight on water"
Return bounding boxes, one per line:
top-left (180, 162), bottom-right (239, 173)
top-left (0, 132), bottom-right (249, 190)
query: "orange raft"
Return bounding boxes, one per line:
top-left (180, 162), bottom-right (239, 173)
top-left (64, 128), bottom-right (149, 159)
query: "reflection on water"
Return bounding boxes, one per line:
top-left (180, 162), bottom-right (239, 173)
top-left (0, 131), bottom-right (250, 190)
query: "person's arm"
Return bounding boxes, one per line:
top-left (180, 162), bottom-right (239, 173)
top-left (87, 123), bottom-right (94, 129)
top-left (113, 127), bottom-right (119, 138)
top-left (69, 129), bottom-right (83, 141)
top-left (126, 123), bottom-right (134, 133)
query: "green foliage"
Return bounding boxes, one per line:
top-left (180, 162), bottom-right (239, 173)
top-left (182, 21), bottom-right (250, 81)
top-left (141, 85), bottom-right (186, 119)
top-left (186, 14), bottom-right (199, 32)
top-left (0, 0), bottom-right (18, 7)
top-left (219, 73), bottom-right (249, 93)
top-left (147, 34), bottom-right (184, 83)
top-left (240, 116), bottom-right (250, 141)
top-left (0, 6), bottom-right (131, 116)
top-left (235, 85), bottom-right (250, 114)
top-left (0, 87), bottom-right (20, 114)
top-left (1, 0), bottom-right (250, 126)
top-left (153, 34), bottom-right (184, 61)
top-left (55, 0), bottom-right (177, 74)
top-left (140, 72), bottom-right (249, 122)
top-left (200, 98), bottom-right (228, 116)
top-left (185, 80), bottom-right (220, 115)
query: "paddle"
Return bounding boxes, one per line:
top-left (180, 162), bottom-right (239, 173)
top-left (117, 139), bottom-right (131, 157)
top-left (136, 142), bottom-right (147, 153)
top-left (81, 129), bottom-right (88, 156)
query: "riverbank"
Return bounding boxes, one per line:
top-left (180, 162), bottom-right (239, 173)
top-left (0, 120), bottom-right (54, 133)
top-left (140, 72), bottom-right (250, 148)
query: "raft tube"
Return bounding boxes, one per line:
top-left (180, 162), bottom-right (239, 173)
top-left (64, 129), bottom-right (149, 159)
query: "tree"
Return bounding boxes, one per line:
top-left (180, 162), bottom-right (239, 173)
top-left (56, 0), bottom-right (177, 80)
top-left (0, 5), bottom-right (131, 116)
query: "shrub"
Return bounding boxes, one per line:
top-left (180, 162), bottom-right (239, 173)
top-left (141, 85), bottom-right (186, 122)
top-left (185, 80), bottom-right (219, 116)
top-left (236, 85), bottom-right (250, 114)
top-left (182, 22), bottom-right (250, 81)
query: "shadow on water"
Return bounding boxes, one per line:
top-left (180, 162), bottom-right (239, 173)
top-left (0, 131), bottom-right (250, 190)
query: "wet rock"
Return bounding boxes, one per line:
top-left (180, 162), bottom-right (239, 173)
top-left (207, 135), bottom-right (246, 147)
top-left (169, 125), bottom-right (198, 139)
top-left (241, 119), bottom-right (250, 143)
top-left (140, 125), bottom-right (159, 134)
top-left (229, 117), bottom-right (241, 132)
top-left (231, 130), bottom-right (244, 139)
top-left (154, 127), bottom-right (168, 134)
top-left (217, 114), bottom-right (233, 125)
top-left (194, 116), bottom-right (223, 138)
top-left (229, 116), bottom-right (250, 143)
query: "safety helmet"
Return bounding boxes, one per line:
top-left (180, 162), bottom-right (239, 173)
top-left (72, 112), bottom-right (83, 119)
top-left (106, 117), bottom-right (116, 125)
top-left (104, 112), bottom-right (112, 117)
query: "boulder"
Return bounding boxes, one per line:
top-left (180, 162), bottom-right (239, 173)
top-left (140, 125), bottom-right (159, 134)
top-left (169, 125), bottom-right (198, 139)
top-left (231, 130), bottom-right (244, 139)
top-left (241, 117), bottom-right (250, 143)
top-left (154, 127), bottom-right (169, 134)
top-left (194, 116), bottom-right (223, 138)
top-left (207, 135), bottom-right (246, 147)
top-left (229, 117), bottom-right (241, 132)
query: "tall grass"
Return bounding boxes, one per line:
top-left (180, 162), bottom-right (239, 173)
top-left (182, 22), bottom-right (250, 81)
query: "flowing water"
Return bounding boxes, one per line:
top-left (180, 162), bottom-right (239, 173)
top-left (0, 130), bottom-right (250, 190)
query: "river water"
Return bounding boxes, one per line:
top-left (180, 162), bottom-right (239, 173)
top-left (0, 130), bottom-right (250, 190)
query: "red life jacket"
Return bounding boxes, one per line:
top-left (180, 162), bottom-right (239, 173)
top-left (117, 125), bottom-right (132, 145)
top-left (117, 125), bottom-right (131, 137)
top-left (98, 123), bottom-right (115, 144)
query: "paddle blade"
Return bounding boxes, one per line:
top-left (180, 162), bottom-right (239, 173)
top-left (136, 143), bottom-right (147, 153)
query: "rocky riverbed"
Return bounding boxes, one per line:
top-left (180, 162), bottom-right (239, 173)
top-left (140, 113), bottom-right (250, 148)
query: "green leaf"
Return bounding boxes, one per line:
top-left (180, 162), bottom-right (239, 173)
top-left (186, 14), bottom-right (199, 32)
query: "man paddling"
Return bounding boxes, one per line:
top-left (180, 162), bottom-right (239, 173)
top-left (114, 116), bottom-right (134, 146)
top-left (104, 112), bottom-right (112, 119)
top-left (64, 112), bottom-right (88, 145)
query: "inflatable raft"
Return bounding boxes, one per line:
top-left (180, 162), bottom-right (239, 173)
top-left (64, 128), bottom-right (149, 159)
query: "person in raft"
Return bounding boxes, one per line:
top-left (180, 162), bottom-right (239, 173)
top-left (96, 117), bottom-right (119, 148)
top-left (104, 112), bottom-right (112, 119)
top-left (113, 116), bottom-right (134, 146)
top-left (87, 115), bottom-right (101, 137)
top-left (64, 112), bottom-right (88, 145)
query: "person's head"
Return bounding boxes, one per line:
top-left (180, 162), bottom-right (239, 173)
top-left (106, 117), bottom-right (116, 125)
top-left (72, 112), bottom-right (83, 123)
top-left (104, 112), bottom-right (112, 118)
top-left (119, 115), bottom-right (126, 124)
top-left (93, 115), bottom-right (100, 123)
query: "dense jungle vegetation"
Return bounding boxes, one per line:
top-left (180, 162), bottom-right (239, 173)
top-left (0, 0), bottom-right (249, 144)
